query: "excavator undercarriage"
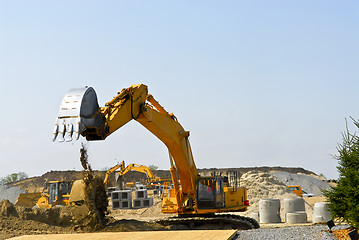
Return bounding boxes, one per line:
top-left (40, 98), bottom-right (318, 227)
top-left (156, 214), bottom-right (260, 230)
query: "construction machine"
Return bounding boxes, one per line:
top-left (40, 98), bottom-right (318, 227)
top-left (16, 180), bottom-right (73, 208)
top-left (52, 84), bottom-right (259, 229)
top-left (104, 161), bottom-right (170, 187)
top-left (103, 161), bottom-right (125, 186)
top-left (117, 162), bottom-right (172, 187)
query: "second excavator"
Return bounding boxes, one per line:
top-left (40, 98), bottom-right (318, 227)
top-left (52, 84), bottom-right (259, 229)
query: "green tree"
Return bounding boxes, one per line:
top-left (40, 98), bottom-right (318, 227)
top-left (149, 165), bottom-right (159, 171)
top-left (324, 118), bottom-right (359, 228)
top-left (0, 172), bottom-right (28, 184)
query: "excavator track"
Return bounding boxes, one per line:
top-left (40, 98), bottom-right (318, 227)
top-left (155, 214), bottom-right (260, 230)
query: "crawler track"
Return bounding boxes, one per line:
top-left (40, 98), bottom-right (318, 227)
top-left (155, 214), bottom-right (260, 230)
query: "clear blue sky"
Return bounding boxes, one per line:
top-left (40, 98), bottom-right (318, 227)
top-left (0, 1), bottom-right (358, 180)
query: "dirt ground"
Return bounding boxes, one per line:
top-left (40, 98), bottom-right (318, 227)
top-left (7, 230), bottom-right (237, 240)
top-left (0, 193), bottom-right (346, 240)
top-left (0, 168), bottom-right (341, 240)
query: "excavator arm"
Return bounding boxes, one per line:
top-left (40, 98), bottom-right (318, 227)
top-left (53, 84), bottom-right (198, 211)
top-left (103, 161), bottom-right (125, 186)
top-left (118, 163), bottom-right (156, 180)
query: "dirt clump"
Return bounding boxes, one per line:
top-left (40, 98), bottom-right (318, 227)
top-left (70, 143), bottom-right (108, 231)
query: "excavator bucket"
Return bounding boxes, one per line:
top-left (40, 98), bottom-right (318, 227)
top-left (52, 87), bottom-right (105, 142)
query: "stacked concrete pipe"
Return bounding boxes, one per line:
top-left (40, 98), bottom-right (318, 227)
top-left (283, 198), bottom-right (307, 223)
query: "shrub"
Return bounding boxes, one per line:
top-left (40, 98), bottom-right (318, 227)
top-left (324, 118), bottom-right (359, 228)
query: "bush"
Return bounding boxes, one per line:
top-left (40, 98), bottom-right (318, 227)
top-left (324, 118), bottom-right (359, 228)
top-left (0, 172), bottom-right (28, 185)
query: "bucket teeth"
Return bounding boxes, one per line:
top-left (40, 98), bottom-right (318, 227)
top-left (65, 123), bottom-right (73, 142)
top-left (52, 124), bottom-right (59, 142)
top-left (74, 122), bottom-right (80, 140)
top-left (53, 86), bottom-right (103, 142)
top-left (57, 121), bottom-right (65, 142)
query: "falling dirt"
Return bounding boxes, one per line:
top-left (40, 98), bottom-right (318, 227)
top-left (70, 143), bottom-right (109, 231)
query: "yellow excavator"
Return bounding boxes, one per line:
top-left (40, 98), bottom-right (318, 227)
top-left (103, 161), bottom-right (171, 187)
top-left (52, 84), bottom-right (259, 229)
top-left (103, 161), bottom-right (125, 186)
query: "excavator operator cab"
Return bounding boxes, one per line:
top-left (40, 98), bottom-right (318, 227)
top-left (196, 176), bottom-right (225, 209)
top-left (48, 181), bottom-right (73, 205)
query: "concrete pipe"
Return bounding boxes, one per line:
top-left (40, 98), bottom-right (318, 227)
top-left (259, 199), bottom-right (281, 223)
top-left (313, 202), bottom-right (331, 223)
top-left (283, 198), bottom-right (305, 222)
top-left (286, 211), bottom-right (307, 224)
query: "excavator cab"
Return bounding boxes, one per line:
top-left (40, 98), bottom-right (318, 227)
top-left (196, 176), bottom-right (225, 209)
top-left (48, 181), bottom-right (73, 205)
top-left (36, 180), bottom-right (73, 208)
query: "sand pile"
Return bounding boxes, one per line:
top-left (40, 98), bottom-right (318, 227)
top-left (270, 171), bottom-right (331, 196)
top-left (239, 170), bottom-right (314, 220)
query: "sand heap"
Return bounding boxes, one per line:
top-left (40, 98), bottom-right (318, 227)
top-left (239, 170), bottom-right (314, 220)
top-left (270, 171), bottom-right (331, 196)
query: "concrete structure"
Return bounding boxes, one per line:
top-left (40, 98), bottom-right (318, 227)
top-left (133, 197), bottom-right (154, 208)
top-left (111, 190), bottom-right (133, 209)
top-left (135, 189), bottom-right (148, 199)
top-left (259, 199), bottom-right (281, 223)
top-left (286, 212), bottom-right (307, 224)
top-left (313, 202), bottom-right (332, 223)
top-left (283, 198), bottom-right (307, 223)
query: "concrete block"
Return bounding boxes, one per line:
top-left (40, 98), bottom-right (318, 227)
top-left (111, 191), bottom-right (121, 201)
top-left (135, 189), bottom-right (148, 199)
top-left (133, 199), bottom-right (143, 208)
top-left (112, 200), bottom-right (121, 210)
top-left (120, 200), bottom-right (132, 209)
top-left (107, 187), bottom-right (119, 197)
top-left (143, 198), bottom-right (154, 207)
top-left (120, 190), bottom-right (132, 200)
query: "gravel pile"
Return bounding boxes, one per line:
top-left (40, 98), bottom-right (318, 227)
top-left (0, 185), bottom-right (26, 203)
top-left (239, 170), bottom-right (302, 220)
top-left (270, 171), bottom-right (331, 196)
top-left (233, 224), bottom-right (349, 240)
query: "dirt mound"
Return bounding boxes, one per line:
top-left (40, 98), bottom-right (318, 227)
top-left (270, 171), bottom-right (331, 196)
top-left (0, 199), bottom-right (169, 240)
top-left (239, 170), bottom-right (309, 220)
top-left (0, 200), bottom-right (74, 239)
